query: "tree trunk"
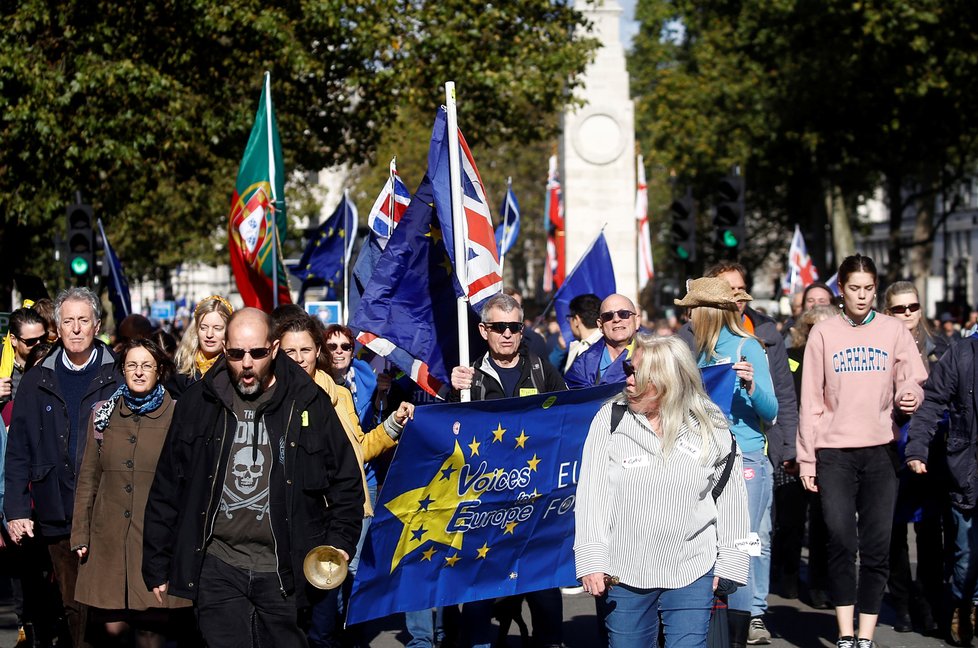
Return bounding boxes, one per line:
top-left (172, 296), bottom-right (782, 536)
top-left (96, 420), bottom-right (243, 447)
top-left (827, 185), bottom-right (855, 271)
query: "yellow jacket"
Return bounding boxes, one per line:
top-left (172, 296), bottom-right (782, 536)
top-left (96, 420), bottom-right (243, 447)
top-left (314, 370), bottom-right (398, 516)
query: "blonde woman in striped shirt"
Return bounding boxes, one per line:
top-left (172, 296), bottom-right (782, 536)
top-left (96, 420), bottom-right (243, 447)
top-left (575, 333), bottom-right (751, 648)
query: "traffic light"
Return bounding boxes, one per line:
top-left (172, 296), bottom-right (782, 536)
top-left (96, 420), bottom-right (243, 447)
top-left (668, 191), bottom-right (696, 262)
top-left (66, 201), bottom-right (95, 281)
top-left (714, 175), bottom-right (745, 251)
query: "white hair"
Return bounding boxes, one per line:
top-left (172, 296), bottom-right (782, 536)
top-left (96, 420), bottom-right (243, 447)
top-left (54, 287), bottom-right (100, 324)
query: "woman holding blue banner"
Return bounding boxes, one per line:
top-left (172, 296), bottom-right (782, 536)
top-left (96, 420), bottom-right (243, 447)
top-left (575, 333), bottom-right (751, 648)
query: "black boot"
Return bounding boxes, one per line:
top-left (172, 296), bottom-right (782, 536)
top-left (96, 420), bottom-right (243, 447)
top-left (729, 610), bottom-right (751, 648)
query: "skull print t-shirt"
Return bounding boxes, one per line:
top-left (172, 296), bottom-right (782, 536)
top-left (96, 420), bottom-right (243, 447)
top-left (208, 383), bottom-right (278, 571)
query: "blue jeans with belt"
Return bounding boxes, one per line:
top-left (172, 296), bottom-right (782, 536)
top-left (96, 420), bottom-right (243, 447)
top-left (598, 571), bottom-right (715, 648)
top-left (727, 449), bottom-right (772, 617)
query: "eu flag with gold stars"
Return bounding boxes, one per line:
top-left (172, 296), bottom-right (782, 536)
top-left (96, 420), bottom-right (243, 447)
top-left (347, 383), bottom-right (623, 624)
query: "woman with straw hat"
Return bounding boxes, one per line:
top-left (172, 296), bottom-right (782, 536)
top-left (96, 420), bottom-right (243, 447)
top-left (675, 277), bottom-right (778, 648)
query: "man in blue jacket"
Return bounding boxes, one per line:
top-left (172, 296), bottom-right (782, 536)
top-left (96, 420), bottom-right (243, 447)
top-left (5, 287), bottom-right (120, 648)
top-left (564, 294), bottom-right (638, 389)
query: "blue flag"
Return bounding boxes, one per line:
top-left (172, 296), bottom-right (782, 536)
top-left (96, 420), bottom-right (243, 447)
top-left (494, 187), bottom-right (520, 257)
top-left (350, 175), bottom-right (471, 398)
top-left (347, 383), bottom-right (623, 624)
top-left (346, 364), bottom-right (737, 624)
top-left (553, 233), bottom-right (616, 346)
top-left (96, 219), bottom-right (131, 319)
top-left (291, 195), bottom-right (358, 300)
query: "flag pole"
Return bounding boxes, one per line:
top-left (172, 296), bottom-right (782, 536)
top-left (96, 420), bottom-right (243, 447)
top-left (499, 176), bottom-right (512, 281)
top-left (343, 189), bottom-right (351, 323)
top-left (445, 81), bottom-right (470, 402)
top-left (264, 71), bottom-right (280, 309)
top-left (97, 218), bottom-right (130, 317)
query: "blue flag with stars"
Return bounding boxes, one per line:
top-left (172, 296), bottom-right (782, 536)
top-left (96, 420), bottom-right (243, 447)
top-left (291, 194), bottom-right (357, 300)
top-left (347, 383), bottom-right (622, 624)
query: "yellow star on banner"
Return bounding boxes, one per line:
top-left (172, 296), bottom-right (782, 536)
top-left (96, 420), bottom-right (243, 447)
top-left (504, 521), bottom-right (518, 535)
top-left (476, 542), bottom-right (490, 559)
top-left (514, 430), bottom-right (529, 449)
top-left (468, 436), bottom-right (481, 457)
top-left (422, 546), bottom-right (437, 561)
top-left (491, 423), bottom-right (506, 443)
top-left (385, 441), bottom-right (483, 573)
top-left (439, 254), bottom-right (453, 275)
top-left (526, 454), bottom-right (541, 472)
top-left (425, 223), bottom-right (444, 245)
top-left (445, 553), bottom-right (461, 567)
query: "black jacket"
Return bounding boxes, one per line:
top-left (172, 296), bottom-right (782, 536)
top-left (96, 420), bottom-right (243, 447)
top-left (452, 348), bottom-right (566, 401)
top-left (4, 343), bottom-right (120, 537)
top-left (679, 307), bottom-right (798, 466)
top-left (906, 337), bottom-right (978, 511)
top-left (142, 354), bottom-right (364, 605)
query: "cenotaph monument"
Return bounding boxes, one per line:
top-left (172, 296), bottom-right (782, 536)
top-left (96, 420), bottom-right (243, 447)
top-left (562, 0), bottom-right (637, 302)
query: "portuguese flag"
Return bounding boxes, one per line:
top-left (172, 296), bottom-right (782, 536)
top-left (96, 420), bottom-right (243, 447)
top-left (228, 72), bottom-right (291, 310)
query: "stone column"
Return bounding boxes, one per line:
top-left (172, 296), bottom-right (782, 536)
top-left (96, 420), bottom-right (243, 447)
top-left (562, 0), bottom-right (637, 303)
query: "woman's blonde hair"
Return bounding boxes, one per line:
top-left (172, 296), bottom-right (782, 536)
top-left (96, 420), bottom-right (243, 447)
top-left (629, 333), bottom-right (721, 463)
top-left (174, 296), bottom-right (233, 376)
top-left (690, 306), bottom-right (757, 362)
top-left (884, 281), bottom-right (932, 357)
top-left (790, 304), bottom-right (839, 349)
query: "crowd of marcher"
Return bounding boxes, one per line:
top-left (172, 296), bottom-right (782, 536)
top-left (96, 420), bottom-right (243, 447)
top-left (0, 253), bottom-right (974, 647)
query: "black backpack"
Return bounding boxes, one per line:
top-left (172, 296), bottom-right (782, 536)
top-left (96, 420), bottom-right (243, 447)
top-left (609, 402), bottom-right (738, 501)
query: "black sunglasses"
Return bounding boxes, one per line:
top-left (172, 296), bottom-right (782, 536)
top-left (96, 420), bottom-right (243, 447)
top-left (483, 322), bottom-right (523, 334)
top-left (600, 309), bottom-right (635, 323)
top-left (225, 347), bottom-right (272, 361)
top-left (622, 360), bottom-right (636, 377)
top-left (889, 303), bottom-right (921, 315)
top-left (16, 334), bottom-right (44, 347)
top-left (326, 342), bottom-right (353, 352)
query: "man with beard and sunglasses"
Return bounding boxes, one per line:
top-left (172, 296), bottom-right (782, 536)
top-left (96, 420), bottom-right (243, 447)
top-left (448, 293), bottom-right (566, 648)
top-left (143, 307), bottom-right (364, 647)
top-left (565, 294), bottom-right (640, 389)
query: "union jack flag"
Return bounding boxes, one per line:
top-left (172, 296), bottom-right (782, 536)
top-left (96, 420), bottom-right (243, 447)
top-left (367, 157), bottom-right (412, 249)
top-left (783, 224), bottom-right (819, 294)
top-left (429, 108), bottom-right (502, 311)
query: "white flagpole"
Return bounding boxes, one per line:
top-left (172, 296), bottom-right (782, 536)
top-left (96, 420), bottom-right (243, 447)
top-left (342, 189), bottom-right (351, 323)
top-left (446, 82), bottom-right (470, 402)
top-left (499, 176), bottom-right (511, 281)
top-left (264, 71), bottom-right (281, 309)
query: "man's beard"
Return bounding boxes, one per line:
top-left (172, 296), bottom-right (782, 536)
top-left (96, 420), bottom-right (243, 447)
top-left (231, 366), bottom-right (268, 396)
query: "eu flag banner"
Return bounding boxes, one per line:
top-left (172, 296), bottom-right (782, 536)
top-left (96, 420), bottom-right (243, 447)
top-left (96, 218), bottom-right (132, 319)
top-left (553, 232), bottom-right (616, 347)
top-left (292, 194), bottom-right (357, 300)
top-left (347, 383), bottom-right (623, 624)
top-left (494, 187), bottom-right (520, 257)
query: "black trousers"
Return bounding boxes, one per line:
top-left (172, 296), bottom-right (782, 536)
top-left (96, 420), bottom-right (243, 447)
top-left (817, 444), bottom-right (898, 614)
top-left (772, 478), bottom-right (829, 590)
top-left (195, 553), bottom-right (308, 648)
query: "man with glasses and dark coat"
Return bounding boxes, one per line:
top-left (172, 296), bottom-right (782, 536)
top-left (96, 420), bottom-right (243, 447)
top-left (142, 307), bottom-right (364, 648)
top-left (564, 294), bottom-right (639, 389)
top-left (448, 293), bottom-right (566, 648)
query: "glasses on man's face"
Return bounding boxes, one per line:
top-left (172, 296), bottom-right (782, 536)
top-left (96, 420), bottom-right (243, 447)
top-left (889, 303), bottom-right (921, 315)
top-left (326, 342), bottom-right (353, 352)
top-left (622, 360), bottom-right (636, 377)
top-left (124, 362), bottom-right (157, 374)
top-left (225, 347), bottom-right (272, 361)
top-left (600, 309), bottom-right (635, 323)
top-left (483, 322), bottom-right (523, 334)
top-left (16, 335), bottom-right (44, 348)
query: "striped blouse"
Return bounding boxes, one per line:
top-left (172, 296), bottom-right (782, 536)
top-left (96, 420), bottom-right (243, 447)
top-left (574, 398), bottom-right (751, 589)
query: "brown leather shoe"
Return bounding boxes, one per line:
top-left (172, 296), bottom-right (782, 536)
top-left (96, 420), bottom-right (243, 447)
top-left (951, 602), bottom-right (975, 646)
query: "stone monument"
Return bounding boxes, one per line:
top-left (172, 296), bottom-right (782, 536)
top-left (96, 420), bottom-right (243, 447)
top-left (562, 0), bottom-right (637, 302)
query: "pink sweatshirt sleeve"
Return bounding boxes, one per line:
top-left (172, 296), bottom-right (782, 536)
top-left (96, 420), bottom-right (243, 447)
top-left (796, 326), bottom-right (825, 478)
top-left (892, 324), bottom-right (927, 406)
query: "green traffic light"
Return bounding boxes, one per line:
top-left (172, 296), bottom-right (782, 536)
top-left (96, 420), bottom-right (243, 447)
top-left (70, 256), bottom-right (90, 275)
top-left (676, 246), bottom-right (690, 260)
top-left (721, 231), bottom-right (739, 248)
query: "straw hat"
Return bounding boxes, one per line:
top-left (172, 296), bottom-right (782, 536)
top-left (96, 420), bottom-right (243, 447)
top-left (673, 277), bottom-right (753, 310)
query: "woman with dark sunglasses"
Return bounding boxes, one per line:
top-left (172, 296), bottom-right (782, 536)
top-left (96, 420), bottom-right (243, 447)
top-left (883, 281), bottom-right (945, 634)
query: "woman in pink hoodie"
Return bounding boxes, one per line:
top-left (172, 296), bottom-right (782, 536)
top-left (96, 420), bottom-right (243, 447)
top-left (797, 254), bottom-right (927, 648)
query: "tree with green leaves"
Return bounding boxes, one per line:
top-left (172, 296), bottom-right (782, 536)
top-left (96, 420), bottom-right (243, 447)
top-left (0, 0), bottom-right (595, 302)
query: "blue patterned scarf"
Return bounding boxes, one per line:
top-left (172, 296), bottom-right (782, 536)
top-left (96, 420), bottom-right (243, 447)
top-left (93, 383), bottom-right (165, 433)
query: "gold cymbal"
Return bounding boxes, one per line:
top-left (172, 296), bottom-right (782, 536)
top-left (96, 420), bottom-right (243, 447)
top-left (303, 545), bottom-right (349, 590)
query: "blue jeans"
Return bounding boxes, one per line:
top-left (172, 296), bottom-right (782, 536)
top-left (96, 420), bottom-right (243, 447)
top-left (951, 508), bottom-right (978, 602)
top-left (598, 571), bottom-right (714, 648)
top-left (405, 608), bottom-right (445, 648)
top-left (727, 449), bottom-right (771, 617)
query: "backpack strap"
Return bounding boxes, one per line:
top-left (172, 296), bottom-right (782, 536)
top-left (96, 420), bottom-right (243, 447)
top-left (610, 402), bottom-right (628, 434)
top-left (528, 357), bottom-right (547, 393)
top-left (712, 433), bottom-right (738, 501)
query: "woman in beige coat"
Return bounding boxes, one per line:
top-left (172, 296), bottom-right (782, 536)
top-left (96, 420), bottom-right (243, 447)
top-left (71, 338), bottom-right (190, 647)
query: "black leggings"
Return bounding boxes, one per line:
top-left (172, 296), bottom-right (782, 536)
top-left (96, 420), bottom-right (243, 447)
top-left (816, 444), bottom-right (899, 614)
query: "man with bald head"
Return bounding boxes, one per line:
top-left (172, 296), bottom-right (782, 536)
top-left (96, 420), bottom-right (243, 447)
top-left (143, 307), bottom-right (364, 647)
top-left (564, 294), bottom-right (639, 388)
